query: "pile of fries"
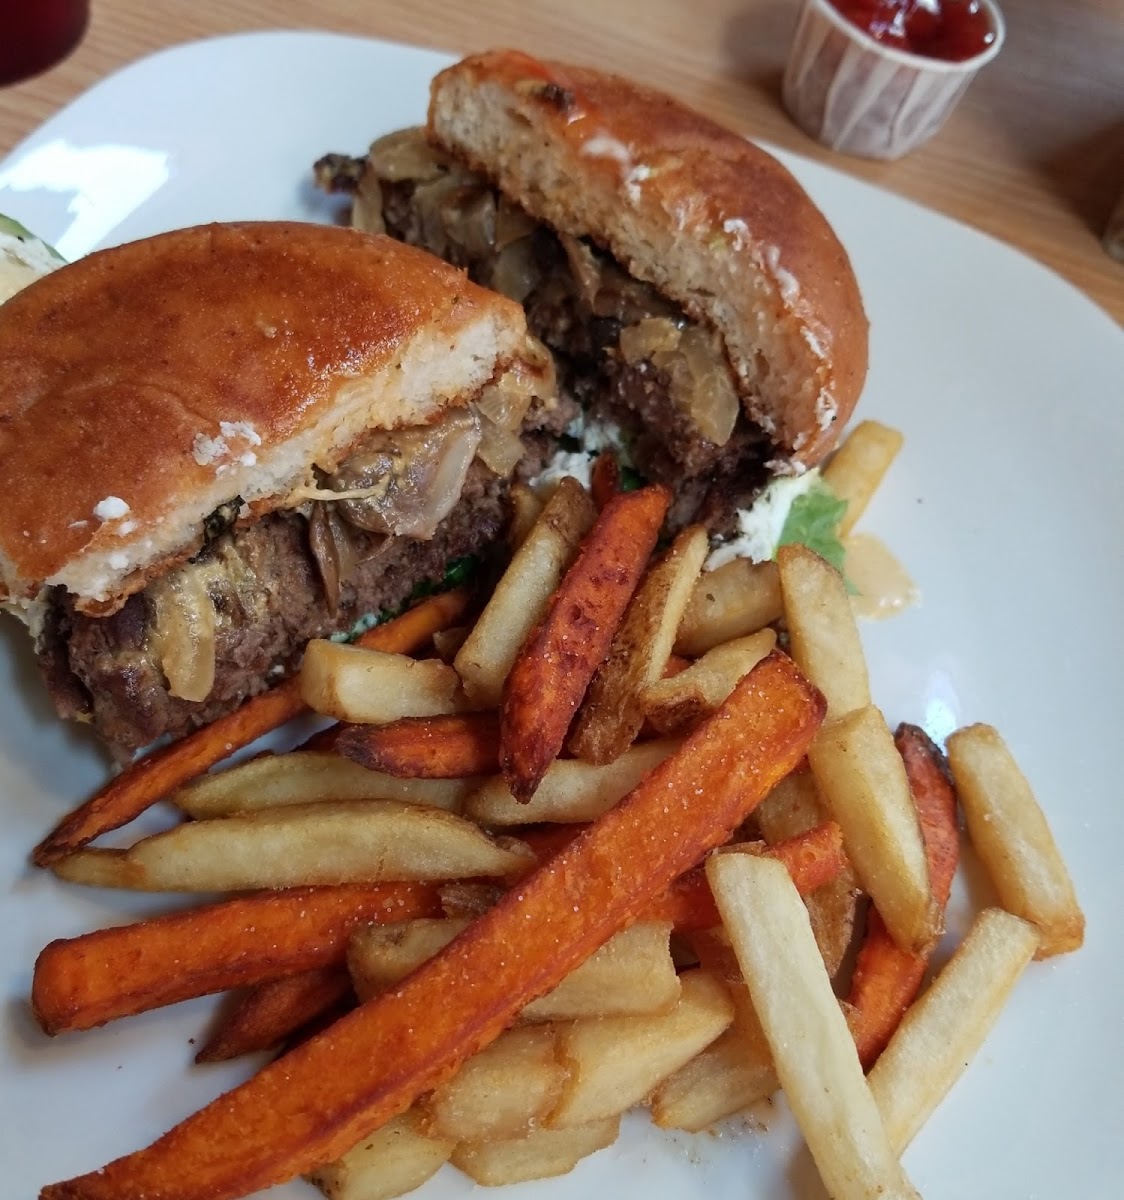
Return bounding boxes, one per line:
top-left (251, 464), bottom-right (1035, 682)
top-left (29, 421), bottom-right (1083, 1200)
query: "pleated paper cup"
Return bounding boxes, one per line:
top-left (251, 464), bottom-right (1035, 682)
top-left (783, 0), bottom-right (1005, 160)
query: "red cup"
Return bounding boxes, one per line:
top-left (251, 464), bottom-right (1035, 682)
top-left (0, 0), bottom-right (89, 87)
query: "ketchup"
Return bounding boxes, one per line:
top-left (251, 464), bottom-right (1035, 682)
top-left (829, 0), bottom-right (996, 62)
top-left (0, 0), bottom-right (89, 87)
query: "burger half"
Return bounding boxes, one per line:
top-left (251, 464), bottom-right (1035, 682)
top-left (316, 49), bottom-right (869, 536)
top-left (0, 221), bottom-right (560, 754)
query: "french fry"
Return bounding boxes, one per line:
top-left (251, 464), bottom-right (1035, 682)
top-left (430, 625), bottom-right (470, 662)
top-left (451, 1116), bottom-right (620, 1186)
top-left (507, 481), bottom-right (545, 550)
top-left (947, 723), bottom-right (1084, 958)
top-left (195, 967), bottom-right (353, 1063)
top-left (756, 767), bottom-right (858, 980)
top-left (501, 484), bottom-right (671, 802)
top-left (673, 558), bottom-right (783, 657)
top-left (778, 543), bottom-right (870, 720)
top-left (868, 908), bottom-right (1040, 1153)
top-left (309, 1108), bottom-right (456, 1200)
top-left (649, 1022), bottom-right (778, 1132)
top-left (589, 451), bottom-right (620, 509)
top-left (707, 854), bottom-right (919, 1200)
top-left (300, 644), bottom-right (464, 725)
top-left (31, 884), bottom-right (438, 1035)
top-left (172, 752), bottom-right (476, 819)
top-left (423, 1025), bottom-right (567, 1141)
top-left (335, 713), bottom-right (500, 779)
top-left (642, 629), bottom-right (776, 736)
top-left (847, 724), bottom-right (960, 1066)
top-left (465, 739), bottom-right (678, 825)
top-left (31, 590), bottom-right (470, 866)
top-left (41, 651), bottom-right (823, 1200)
top-left (570, 526), bottom-right (708, 763)
top-left (822, 419), bottom-right (904, 537)
top-left (809, 705), bottom-right (940, 955)
top-left (548, 969), bottom-right (734, 1128)
top-left (455, 477), bottom-right (596, 708)
top-left (350, 918), bottom-right (680, 1022)
top-left (52, 801), bottom-right (532, 892)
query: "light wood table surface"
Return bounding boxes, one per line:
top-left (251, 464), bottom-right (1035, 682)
top-left (1, 0), bottom-right (1121, 325)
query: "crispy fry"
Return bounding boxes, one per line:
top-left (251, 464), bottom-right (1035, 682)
top-left (32, 591), bottom-right (470, 866)
top-left (335, 713), bottom-right (500, 779)
top-left (570, 526), bottom-right (708, 763)
top-left (821, 419), bottom-right (904, 537)
top-left (501, 485), bottom-right (670, 801)
top-left (507, 482), bottom-right (545, 551)
top-left (31, 884), bottom-right (439, 1036)
top-left (674, 558), bottom-right (782, 657)
top-left (867, 908), bottom-right (1039, 1153)
top-left (707, 854), bottom-right (919, 1200)
top-left (451, 1116), bottom-right (620, 1186)
top-left (194, 967), bottom-right (353, 1064)
top-left (456, 477), bottom-right (596, 708)
top-left (847, 724), bottom-right (961, 1066)
top-left (41, 650), bottom-right (823, 1200)
top-left (52, 801), bottom-right (531, 892)
top-left (589, 451), bottom-right (621, 509)
top-left (947, 723), bottom-right (1084, 958)
top-left (172, 752), bottom-right (476, 819)
top-left (465, 739), bottom-right (678, 825)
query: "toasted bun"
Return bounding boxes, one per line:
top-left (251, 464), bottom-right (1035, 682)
top-left (429, 50), bottom-right (868, 468)
top-left (0, 222), bottom-right (527, 614)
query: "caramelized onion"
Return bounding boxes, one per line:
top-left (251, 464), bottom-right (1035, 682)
top-left (489, 237), bottom-right (540, 303)
top-left (350, 169), bottom-right (386, 236)
top-left (329, 409), bottom-right (482, 540)
top-left (494, 199), bottom-right (537, 250)
top-left (367, 127), bottom-right (447, 183)
top-left (476, 415), bottom-right (527, 476)
top-left (149, 568), bottom-right (217, 703)
top-left (441, 187), bottom-right (497, 260)
top-left (619, 316), bottom-right (682, 364)
top-left (559, 233), bottom-right (602, 308)
top-left (655, 325), bottom-right (740, 446)
top-left (309, 504), bottom-right (358, 616)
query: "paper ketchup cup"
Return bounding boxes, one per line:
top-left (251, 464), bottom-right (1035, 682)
top-left (783, 0), bottom-right (1005, 160)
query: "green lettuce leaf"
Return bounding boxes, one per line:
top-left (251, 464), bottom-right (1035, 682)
top-left (776, 481), bottom-right (849, 574)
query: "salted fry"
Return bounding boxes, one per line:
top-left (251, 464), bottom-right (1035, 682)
top-left (455, 476), bottom-right (596, 708)
top-left (707, 854), bottom-right (919, 1200)
top-left (465, 739), bottom-right (678, 825)
top-left (641, 629), bottom-right (776, 735)
top-left (948, 723), bottom-right (1084, 957)
top-left (309, 1108), bottom-right (455, 1200)
top-left (649, 1022), bottom-right (778, 1131)
top-left (32, 884), bottom-right (438, 1036)
top-left (336, 713), bottom-right (500, 779)
top-left (548, 969), bottom-right (734, 1128)
top-left (451, 1116), bottom-right (620, 1186)
top-left (570, 525), bottom-right (708, 763)
top-left (848, 724), bottom-right (960, 1066)
top-left (507, 481), bottom-right (545, 550)
top-left (195, 967), bottom-right (352, 1063)
top-left (31, 591), bottom-right (470, 866)
top-left (778, 543), bottom-right (869, 720)
top-left (673, 558), bottom-right (782, 657)
top-left (172, 751), bottom-right (475, 819)
top-left (52, 801), bottom-right (531, 892)
top-left (350, 918), bottom-right (680, 1022)
top-left (868, 908), bottom-right (1040, 1153)
top-left (300, 643), bottom-right (464, 724)
top-left (809, 705), bottom-right (939, 955)
top-left (40, 651), bottom-right (822, 1200)
top-left (501, 484), bottom-right (671, 801)
top-left (822, 419), bottom-right (904, 536)
top-left (424, 1025), bottom-right (567, 1141)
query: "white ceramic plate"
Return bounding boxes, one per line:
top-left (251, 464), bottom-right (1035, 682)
top-left (1, 30), bottom-right (1121, 1200)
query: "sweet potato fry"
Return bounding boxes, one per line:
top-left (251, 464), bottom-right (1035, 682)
top-left (846, 724), bottom-right (960, 1067)
top-left (589, 451), bottom-right (620, 510)
top-left (32, 884), bottom-right (439, 1036)
top-left (501, 485), bottom-right (671, 802)
top-left (195, 967), bottom-right (353, 1063)
top-left (32, 591), bottom-right (471, 867)
top-left (41, 650), bottom-right (823, 1200)
top-left (334, 712), bottom-right (500, 779)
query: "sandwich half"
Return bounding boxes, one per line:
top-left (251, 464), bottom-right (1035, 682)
top-left (0, 221), bottom-right (560, 753)
top-left (317, 49), bottom-right (869, 533)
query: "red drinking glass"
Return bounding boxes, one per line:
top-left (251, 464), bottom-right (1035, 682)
top-left (0, 1), bottom-right (89, 86)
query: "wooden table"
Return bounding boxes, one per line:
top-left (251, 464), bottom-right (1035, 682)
top-left (1, 0), bottom-right (1121, 325)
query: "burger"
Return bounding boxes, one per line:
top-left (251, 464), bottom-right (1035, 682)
top-left (0, 221), bottom-right (561, 755)
top-left (316, 49), bottom-right (868, 538)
